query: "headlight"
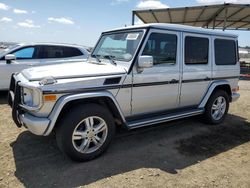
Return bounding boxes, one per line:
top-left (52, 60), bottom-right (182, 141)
top-left (21, 87), bottom-right (42, 109)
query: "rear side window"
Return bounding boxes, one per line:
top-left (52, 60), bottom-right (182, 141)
top-left (215, 39), bottom-right (236, 65)
top-left (185, 36), bottom-right (209, 65)
top-left (142, 33), bottom-right (177, 65)
top-left (62, 47), bottom-right (83, 57)
top-left (38, 46), bottom-right (83, 59)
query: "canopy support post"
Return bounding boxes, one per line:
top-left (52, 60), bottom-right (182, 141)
top-left (132, 11), bottom-right (135, 25)
top-left (223, 7), bottom-right (228, 31)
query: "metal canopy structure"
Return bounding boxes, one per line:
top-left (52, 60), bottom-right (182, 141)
top-left (132, 3), bottom-right (250, 30)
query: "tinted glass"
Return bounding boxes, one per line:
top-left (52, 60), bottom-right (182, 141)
top-left (13, 47), bottom-right (35, 59)
top-left (62, 47), bottom-right (83, 57)
top-left (215, 39), bottom-right (236, 65)
top-left (38, 46), bottom-right (83, 59)
top-left (142, 33), bottom-right (177, 65)
top-left (185, 36), bottom-right (209, 65)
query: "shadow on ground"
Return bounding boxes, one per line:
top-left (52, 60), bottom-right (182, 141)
top-left (0, 91), bottom-right (8, 105)
top-left (10, 114), bottom-right (250, 187)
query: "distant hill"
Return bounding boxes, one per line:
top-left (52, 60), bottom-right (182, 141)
top-left (0, 42), bottom-right (18, 49)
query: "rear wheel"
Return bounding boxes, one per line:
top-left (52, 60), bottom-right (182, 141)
top-left (56, 103), bottom-right (115, 162)
top-left (204, 90), bottom-right (229, 124)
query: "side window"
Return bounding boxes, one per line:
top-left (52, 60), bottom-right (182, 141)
top-left (13, 47), bottom-right (35, 59)
top-left (142, 33), bottom-right (177, 65)
top-left (38, 46), bottom-right (84, 59)
top-left (215, 39), bottom-right (236, 65)
top-left (185, 36), bottom-right (209, 65)
top-left (62, 47), bottom-right (83, 58)
top-left (38, 46), bottom-right (64, 59)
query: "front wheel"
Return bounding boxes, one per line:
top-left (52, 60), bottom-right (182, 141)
top-left (204, 90), bottom-right (229, 124)
top-left (56, 104), bottom-right (115, 162)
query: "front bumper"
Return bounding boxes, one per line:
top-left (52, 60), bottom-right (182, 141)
top-left (8, 74), bottom-right (50, 136)
top-left (19, 113), bottom-right (50, 135)
top-left (231, 92), bottom-right (240, 102)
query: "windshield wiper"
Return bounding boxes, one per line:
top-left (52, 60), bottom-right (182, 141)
top-left (103, 55), bottom-right (117, 66)
top-left (91, 54), bottom-right (101, 62)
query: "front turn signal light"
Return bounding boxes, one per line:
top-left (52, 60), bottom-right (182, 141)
top-left (44, 95), bottom-right (57, 102)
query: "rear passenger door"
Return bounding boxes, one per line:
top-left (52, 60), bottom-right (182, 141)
top-left (180, 33), bottom-right (212, 107)
top-left (132, 29), bottom-right (181, 115)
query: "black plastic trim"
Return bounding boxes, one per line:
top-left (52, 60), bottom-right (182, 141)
top-left (12, 81), bottom-right (22, 127)
top-left (42, 76), bottom-right (239, 94)
top-left (126, 105), bottom-right (197, 122)
top-left (103, 77), bottom-right (122, 85)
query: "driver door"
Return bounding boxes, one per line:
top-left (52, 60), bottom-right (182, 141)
top-left (0, 46), bottom-right (39, 90)
top-left (131, 29), bottom-right (181, 115)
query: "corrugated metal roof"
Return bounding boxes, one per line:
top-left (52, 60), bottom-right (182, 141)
top-left (133, 3), bottom-right (250, 31)
top-left (104, 23), bottom-right (238, 37)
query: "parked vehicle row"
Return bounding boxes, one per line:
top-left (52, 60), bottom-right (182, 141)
top-left (8, 23), bottom-right (240, 161)
top-left (0, 43), bottom-right (89, 90)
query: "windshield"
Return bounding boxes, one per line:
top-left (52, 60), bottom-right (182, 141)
top-left (92, 31), bottom-right (143, 62)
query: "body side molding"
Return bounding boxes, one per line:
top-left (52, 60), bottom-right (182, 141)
top-left (44, 91), bottom-right (126, 136)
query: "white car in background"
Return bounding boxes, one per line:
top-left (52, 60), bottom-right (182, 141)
top-left (0, 43), bottom-right (89, 90)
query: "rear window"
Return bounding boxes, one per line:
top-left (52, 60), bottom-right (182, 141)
top-left (185, 36), bottom-right (209, 65)
top-left (214, 39), bottom-right (236, 65)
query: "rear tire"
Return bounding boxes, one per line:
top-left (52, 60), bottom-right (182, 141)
top-left (56, 103), bottom-right (115, 162)
top-left (203, 90), bottom-right (229, 124)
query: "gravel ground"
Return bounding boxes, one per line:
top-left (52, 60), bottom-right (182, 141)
top-left (0, 80), bottom-right (250, 188)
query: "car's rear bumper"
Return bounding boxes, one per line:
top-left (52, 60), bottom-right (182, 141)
top-left (231, 93), bottom-right (240, 102)
top-left (19, 113), bottom-right (50, 136)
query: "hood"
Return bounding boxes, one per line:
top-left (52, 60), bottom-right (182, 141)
top-left (21, 61), bottom-right (127, 81)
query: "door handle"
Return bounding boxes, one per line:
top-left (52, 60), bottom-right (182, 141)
top-left (170, 79), bottom-right (178, 84)
top-left (204, 77), bottom-right (210, 81)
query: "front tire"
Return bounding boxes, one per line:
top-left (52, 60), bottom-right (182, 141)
top-left (204, 90), bottom-right (229, 124)
top-left (56, 103), bottom-right (115, 162)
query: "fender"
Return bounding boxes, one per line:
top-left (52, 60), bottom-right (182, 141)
top-left (43, 91), bottom-right (126, 136)
top-left (198, 80), bottom-right (231, 108)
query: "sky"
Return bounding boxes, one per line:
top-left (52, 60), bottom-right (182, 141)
top-left (0, 0), bottom-right (250, 47)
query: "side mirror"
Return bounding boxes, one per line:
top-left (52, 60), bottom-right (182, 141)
top-left (138, 55), bottom-right (153, 69)
top-left (5, 54), bottom-right (16, 64)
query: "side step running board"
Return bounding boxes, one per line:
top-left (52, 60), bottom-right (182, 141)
top-left (127, 108), bottom-right (204, 129)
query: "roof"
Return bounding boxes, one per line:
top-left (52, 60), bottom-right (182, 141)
top-left (104, 23), bottom-right (238, 38)
top-left (133, 3), bottom-right (250, 31)
top-left (18, 42), bottom-right (88, 49)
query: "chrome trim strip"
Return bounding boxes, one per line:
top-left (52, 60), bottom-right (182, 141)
top-left (127, 109), bottom-right (204, 129)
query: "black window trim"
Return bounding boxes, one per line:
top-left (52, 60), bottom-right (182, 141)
top-left (184, 35), bottom-right (209, 65)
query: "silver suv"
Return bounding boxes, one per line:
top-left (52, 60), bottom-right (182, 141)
top-left (9, 24), bottom-right (240, 161)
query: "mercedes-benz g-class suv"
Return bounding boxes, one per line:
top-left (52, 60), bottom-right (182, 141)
top-left (9, 24), bottom-right (240, 161)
